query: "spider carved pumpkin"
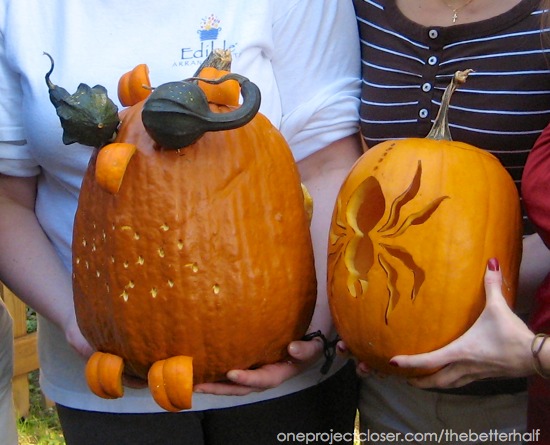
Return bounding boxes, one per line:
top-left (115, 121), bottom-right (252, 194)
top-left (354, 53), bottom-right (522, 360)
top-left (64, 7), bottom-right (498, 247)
top-left (328, 70), bottom-right (522, 377)
top-left (47, 50), bottom-right (317, 410)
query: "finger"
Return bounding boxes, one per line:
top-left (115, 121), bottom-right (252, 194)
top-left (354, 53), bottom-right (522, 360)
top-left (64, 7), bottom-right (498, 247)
top-left (288, 338), bottom-right (324, 363)
top-left (194, 381), bottom-right (264, 396)
top-left (484, 258), bottom-right (504, 305)
top-left (356, 362), bottom-right (373, 378)
top-left (407, 365), bottom-right (479, 390)
top-left (226, 362), bottom-right (299, 389)
top-left (336, 340), bottom-right (350, 358)
top-left (390, 344), bottom-right (457, 371)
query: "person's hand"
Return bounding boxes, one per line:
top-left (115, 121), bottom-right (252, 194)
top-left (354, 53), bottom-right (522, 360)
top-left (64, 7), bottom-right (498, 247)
top-left (64, 315), bottom-right (94, 359)
top-left (193, 336), bottom-right (324, 396)
top-left (335, 340), bottom-right (374, 378)
top-left (390, 258), bottom-right (535, 389)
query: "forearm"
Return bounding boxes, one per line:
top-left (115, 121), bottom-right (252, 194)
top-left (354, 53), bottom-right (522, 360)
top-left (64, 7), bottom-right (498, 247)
top-left (298, 133), bottom-right (362, 336)
top-left (0, 174), bottom-right (74, 330)
top-left (517, 233), bottom-right (550, 317)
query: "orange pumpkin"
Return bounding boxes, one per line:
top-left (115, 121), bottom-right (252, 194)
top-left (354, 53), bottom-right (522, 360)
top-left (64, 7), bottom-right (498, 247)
top-left (327, 70), bottom-right (522, 377)
top-left (60, 51), bottom-right (317, 410)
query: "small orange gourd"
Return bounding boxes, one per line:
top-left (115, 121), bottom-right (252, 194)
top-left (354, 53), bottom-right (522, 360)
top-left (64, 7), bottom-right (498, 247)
top-left (117, 63), bottom-right (151, 107)
top-left (327, 70), bottom-right (522, 377)
top-left (48, 50), bottom-right (317, 410)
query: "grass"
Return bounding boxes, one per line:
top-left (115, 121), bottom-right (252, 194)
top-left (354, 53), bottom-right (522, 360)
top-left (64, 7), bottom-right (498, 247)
top-left (16, 308), bottom-right (65, 445)
top-left (16, 371), bottom-right (65, 445)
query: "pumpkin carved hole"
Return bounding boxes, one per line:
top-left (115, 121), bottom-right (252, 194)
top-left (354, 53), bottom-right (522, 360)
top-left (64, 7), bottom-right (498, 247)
top-left (331, 161), bottom-right (448, 325)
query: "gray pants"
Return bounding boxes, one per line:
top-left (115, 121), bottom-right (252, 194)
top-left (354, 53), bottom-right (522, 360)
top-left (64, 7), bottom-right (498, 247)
top-left (359, 375), bottom-right (528, 445)
top-left (0, 301), bottom-right (17, 445)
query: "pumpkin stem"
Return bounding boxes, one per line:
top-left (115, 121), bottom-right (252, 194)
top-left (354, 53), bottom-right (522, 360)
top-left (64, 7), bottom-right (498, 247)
top-left (43, 52), bottom-right (71, 108)
top-left (426, 69), bottom-right (474, 141)
top-left (193, 49), bottom-right (232, 76)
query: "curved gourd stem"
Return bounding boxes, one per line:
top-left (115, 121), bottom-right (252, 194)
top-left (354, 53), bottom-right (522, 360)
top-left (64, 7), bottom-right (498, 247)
top-left (186, 73), bottom-right (261, 130)
top-left (142, 73), bottom-right (261, 149)
top-left (426, 69), bottom-right (474, 141)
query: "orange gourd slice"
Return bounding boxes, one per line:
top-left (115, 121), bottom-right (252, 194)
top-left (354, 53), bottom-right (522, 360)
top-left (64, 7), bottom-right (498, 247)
top-left (95, 143), bottom-right (137, 194)
top-left (118, 64), bottom-right (151, 107)
top-left (148, 356), bottom-right (193, 412)
top-left (197, 66), bottom-right (240, 106)
top-left (85, 351), bottom-right (124, 399)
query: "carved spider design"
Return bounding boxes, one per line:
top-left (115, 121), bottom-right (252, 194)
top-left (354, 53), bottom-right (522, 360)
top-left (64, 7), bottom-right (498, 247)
top-left (328, 159), bottom-right (449, 325)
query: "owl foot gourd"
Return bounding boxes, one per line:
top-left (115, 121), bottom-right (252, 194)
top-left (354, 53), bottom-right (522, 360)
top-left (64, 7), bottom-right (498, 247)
top-left (47, 50), bottom-right (317, 411)
top-left (85, 352), bottom-right (193, 411)
top-left (328, 70), bottom-right (523, 377)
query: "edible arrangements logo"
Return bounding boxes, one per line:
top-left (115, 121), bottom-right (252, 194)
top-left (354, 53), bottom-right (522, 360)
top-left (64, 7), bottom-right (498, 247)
top-left (174, 14), bottom-right (238, 69)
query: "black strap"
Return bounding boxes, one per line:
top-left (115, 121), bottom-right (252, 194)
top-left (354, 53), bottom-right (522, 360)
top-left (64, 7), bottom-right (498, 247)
top-left (301, 330), bottom-right (340, 375)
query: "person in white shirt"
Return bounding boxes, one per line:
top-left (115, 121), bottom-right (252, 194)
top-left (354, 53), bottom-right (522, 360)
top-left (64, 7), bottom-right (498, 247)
top-left (0, 1), bottom-right (362, 443)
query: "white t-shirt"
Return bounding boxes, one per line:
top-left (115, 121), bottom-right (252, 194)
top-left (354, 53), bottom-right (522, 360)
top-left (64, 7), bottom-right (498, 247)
top-left (0, 0), bottom-right (360, 412)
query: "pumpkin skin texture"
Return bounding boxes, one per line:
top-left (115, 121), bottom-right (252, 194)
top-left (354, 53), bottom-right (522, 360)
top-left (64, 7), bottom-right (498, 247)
top-left (327, 137), bottom-right (522, 377)
top-left (72, 99), bottom-right (317, 388)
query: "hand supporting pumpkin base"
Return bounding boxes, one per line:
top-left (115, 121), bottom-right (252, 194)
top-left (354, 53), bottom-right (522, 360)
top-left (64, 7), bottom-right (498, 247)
top-left (390, 260), bottom-right (538, 388)
top-left (194, 336), bottom-right (325, 396)
top-left (337, 260), bottom-right (545, 387)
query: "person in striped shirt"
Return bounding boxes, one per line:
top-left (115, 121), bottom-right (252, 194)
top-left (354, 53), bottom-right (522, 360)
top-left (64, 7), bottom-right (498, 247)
top-left (352, 0), bottom-right (550, 442)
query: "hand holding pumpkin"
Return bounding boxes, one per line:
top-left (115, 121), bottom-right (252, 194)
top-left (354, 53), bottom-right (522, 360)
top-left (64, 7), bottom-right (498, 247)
top-left (194, 337), bottom-right (325, 396)
top-left (64, 314), bottom-right (94, 360)
top-left (390, 259), bottom-right (536, 388)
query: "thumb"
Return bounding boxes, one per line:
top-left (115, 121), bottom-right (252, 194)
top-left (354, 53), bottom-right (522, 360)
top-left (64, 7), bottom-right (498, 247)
top-left (288, 337), bottom-right (324, 363)
top-left (484, 258), bottom-right (504, 305)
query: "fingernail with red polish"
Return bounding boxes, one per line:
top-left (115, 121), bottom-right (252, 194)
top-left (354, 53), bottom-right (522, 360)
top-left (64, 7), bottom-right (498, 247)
top-left (488, 258), bottom-right (500, 272)
top-left (389, 359), bottom-right (399, 367)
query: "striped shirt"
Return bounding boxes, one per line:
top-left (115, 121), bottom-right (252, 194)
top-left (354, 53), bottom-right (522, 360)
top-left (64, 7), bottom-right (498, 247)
top-left (354, 0), bottom-right (550, 231)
